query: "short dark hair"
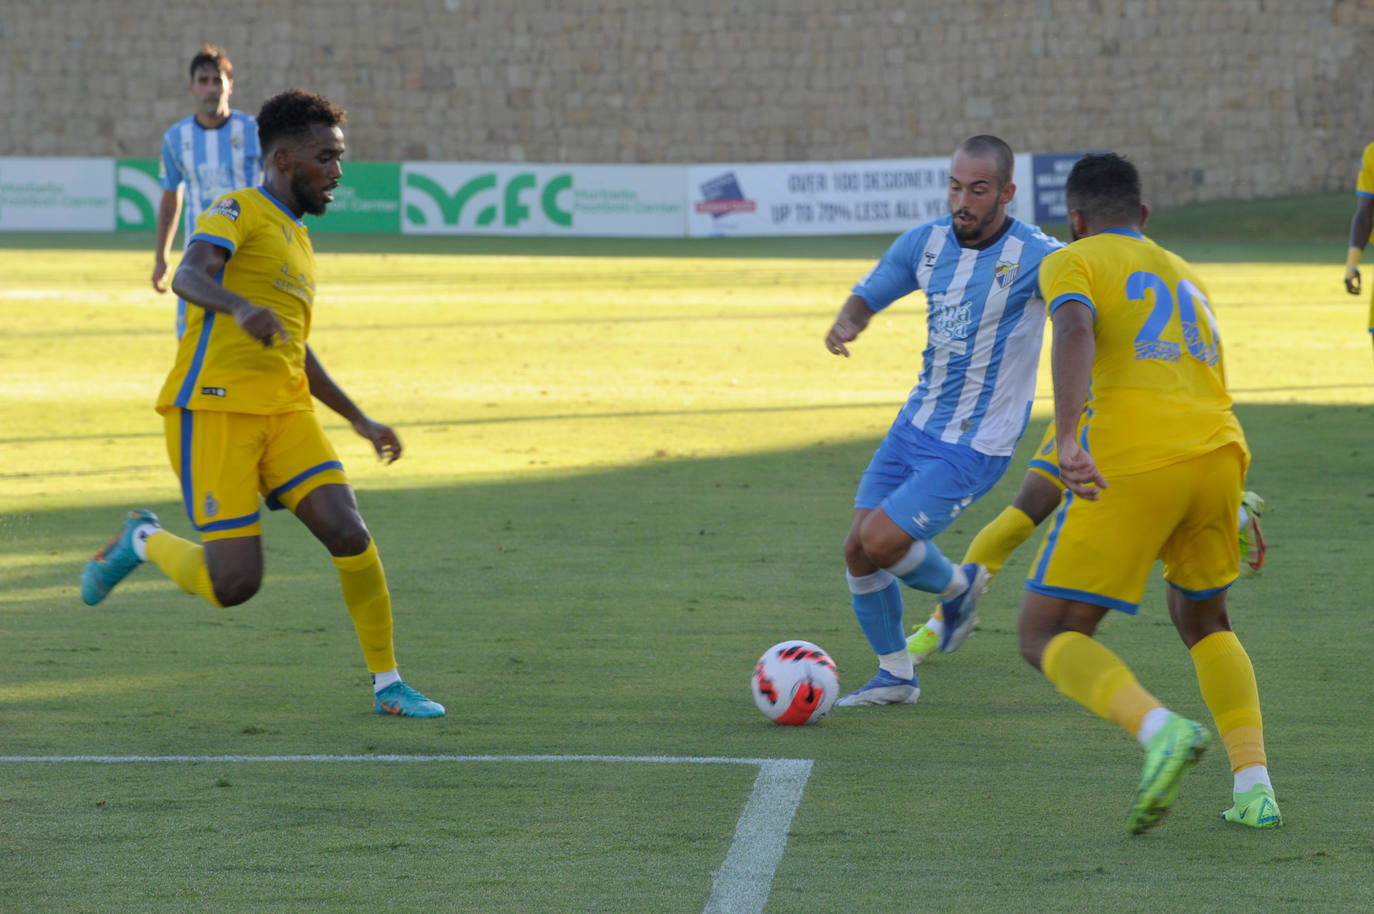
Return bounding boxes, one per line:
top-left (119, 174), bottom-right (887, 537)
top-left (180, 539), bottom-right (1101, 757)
top-left (189, 44), bottom-right (232, 81)
top-left (1064, 153), bottom-right (1142, 224)
top-left (957, 135), bottom-right (1015, 186)
top-left (257, 89), bottom-right (347, 154)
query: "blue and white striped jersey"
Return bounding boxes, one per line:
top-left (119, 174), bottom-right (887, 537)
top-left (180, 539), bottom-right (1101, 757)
top-left (158, 110), bottom-right (263, 230)
top-left (853, 215), bottom-right (1064, 457)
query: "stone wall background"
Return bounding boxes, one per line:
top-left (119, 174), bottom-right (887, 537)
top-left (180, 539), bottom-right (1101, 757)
top-left (5, 0), bottom-right (1374, 207)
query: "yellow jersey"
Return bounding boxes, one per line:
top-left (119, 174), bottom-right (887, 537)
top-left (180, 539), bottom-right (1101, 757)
top-left (157, 187), bottom-right (316, 416)
top-left (1357, 142), bottom-right (1374, 196)
top-left (1038, 228), bottom-right (1246, 476)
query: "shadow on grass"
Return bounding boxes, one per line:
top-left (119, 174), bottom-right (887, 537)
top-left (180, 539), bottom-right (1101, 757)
top-left (3, 401), bottom-right (1371, 912)
top-left (5, 401), bottom-right (1369, 742)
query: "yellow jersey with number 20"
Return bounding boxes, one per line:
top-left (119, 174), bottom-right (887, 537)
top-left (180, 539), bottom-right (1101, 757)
top-left (157, 186), bottom-right (316, 417)
top-left (1037, 228), bottom-right (1247, 478)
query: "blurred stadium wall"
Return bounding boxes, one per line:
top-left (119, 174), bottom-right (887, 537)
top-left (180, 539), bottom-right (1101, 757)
top-left (3, 0), bottom-right (1372, 206)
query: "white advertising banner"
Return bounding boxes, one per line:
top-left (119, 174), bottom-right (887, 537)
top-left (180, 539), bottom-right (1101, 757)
top-left (401, 162), bottom-right (685, 236)
top-left (0, 153), bottom-right (1065, 235)
top-left (0, 158), bottom-right (115, 231)
top-left (686, 154), bottom-right (1035, 237)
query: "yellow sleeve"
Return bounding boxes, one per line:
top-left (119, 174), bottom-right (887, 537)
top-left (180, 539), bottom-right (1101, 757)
top-left (1357, 143), bottom-right (1374, 196)
top-left (190, 192), bottom-right (252, 253)
top-left (1040, 247), bottom-right (1096, 317)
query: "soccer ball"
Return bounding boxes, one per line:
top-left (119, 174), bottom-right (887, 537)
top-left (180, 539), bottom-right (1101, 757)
top-left (751, 640), bottom-right (840, 725)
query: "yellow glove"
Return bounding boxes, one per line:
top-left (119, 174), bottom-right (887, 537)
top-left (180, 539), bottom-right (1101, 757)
top-left (1345, 246), bottom-right (1362, 295)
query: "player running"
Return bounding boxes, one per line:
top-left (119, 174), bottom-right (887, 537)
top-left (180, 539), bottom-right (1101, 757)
top-left (83, 90), bottom-right (444, 719)
top-left (1016, 152), bottom-right (1281, 832)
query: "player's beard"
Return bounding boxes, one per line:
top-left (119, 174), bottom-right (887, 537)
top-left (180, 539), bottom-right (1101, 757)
top-left (951, 206), bottom-right (997, 243)
top-left (293, 170), bottom-right (329, 216)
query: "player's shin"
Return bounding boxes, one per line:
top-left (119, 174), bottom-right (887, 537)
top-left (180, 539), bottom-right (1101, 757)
top-left (334, 540), bottom-right (397, 674)
top-left (884, 539), bottom-right (956, 593)
top-left (1190, 631), bottom-right (1268, 773)
top-left (144, 530), bottom-right (223, 607)
top-left (1042, 631), bottom-right (1163, 735)
top-left (846, 570), bottom-right (906, 656)
top-left (962, 505), bottom-right (1037, 576)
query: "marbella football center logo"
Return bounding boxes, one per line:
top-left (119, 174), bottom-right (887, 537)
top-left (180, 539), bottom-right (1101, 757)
top-left (402, 167), bottom-right (572, 231)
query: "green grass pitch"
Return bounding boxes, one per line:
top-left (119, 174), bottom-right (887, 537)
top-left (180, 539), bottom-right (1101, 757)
top-left (1, 195), bottom-right (1371, 912)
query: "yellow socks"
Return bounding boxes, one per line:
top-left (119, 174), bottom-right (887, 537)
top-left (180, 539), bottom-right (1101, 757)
top-left (1191, 631), bottom-right (1267, 773)
top-left (1042, 631), bottom-right (1163, 737)
top-left (333, 540), bottom-right (397, 675)
top-left (144, 529), bottom-right (222, 607)
top-left (964, 505), bottom-right (1037, 576)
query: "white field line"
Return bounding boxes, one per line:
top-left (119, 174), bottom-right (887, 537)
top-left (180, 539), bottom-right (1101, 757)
top-left (0, 754), bottom-right (815, 914)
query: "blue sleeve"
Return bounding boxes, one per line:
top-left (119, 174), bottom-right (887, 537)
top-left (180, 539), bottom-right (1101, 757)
top-left (247, 116), bottom-right (265, 183)
top-left (159, 130), bottom-right (183, 191)
top-left (851, 229), bottom-right (922, 312)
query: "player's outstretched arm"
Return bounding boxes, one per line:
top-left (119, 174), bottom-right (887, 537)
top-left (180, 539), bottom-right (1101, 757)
top-left (305, 345), bottom-right (402, 464)
top-left (825, 294), bottom-right (876, 357)
top-left (170, 241), bottom-right (288, 347)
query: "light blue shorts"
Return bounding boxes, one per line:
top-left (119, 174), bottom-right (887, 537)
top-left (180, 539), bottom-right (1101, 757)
top-left (854, 419), bottom-right (1011, 540)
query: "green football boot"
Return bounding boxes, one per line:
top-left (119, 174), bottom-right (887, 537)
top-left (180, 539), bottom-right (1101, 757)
top-left (1126, 715), bottom-right (1211, 834)
top-left (906, 620), bottom-right (939, 664)
top-left (1238, 491), bottom-right (1267, 574)
top-left (1222, 783), bottom-right (1282, 828)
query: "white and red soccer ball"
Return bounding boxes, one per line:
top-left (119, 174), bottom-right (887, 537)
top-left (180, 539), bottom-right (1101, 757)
top-left (751, 640), bottom-right (840, 725)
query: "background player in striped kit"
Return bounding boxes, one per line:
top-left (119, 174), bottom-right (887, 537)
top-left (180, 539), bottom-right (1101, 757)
top-left (152, 45), bottom-right (263, 338)
top-left (823, 135), bottom-right (1063, 707)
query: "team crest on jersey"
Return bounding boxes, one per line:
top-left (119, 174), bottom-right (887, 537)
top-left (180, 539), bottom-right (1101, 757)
top-left (994, 259), bottom-right (1019, 288)
top-left (203, 492), bottom-right (220, 519)
top-left (208, 198), bottom-right (241, 222)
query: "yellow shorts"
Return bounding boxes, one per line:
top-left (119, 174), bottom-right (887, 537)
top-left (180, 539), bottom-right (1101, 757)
top-left (1025, 420), bottom-right (1064, 487)
top-left (164, 407), bottom-right (349, 541)
top-left (1024, 443), bottom-right (1246, 613)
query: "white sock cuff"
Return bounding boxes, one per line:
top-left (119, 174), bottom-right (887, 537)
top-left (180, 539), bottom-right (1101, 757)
top-left (1234, 764), bottom-right (1272, 793)
top-left (372, 669), bottom-right (401, 693)
top-left (878, 650), bottom-right (914, 681)
top-left (131, 524), bottom-right (158, 562)
top-left (1136, 707), bottom-right (1174, 747)
top-left (846, 568), bottom-right (896, 595)
top-left (883, 540), bottom-right (928, 578)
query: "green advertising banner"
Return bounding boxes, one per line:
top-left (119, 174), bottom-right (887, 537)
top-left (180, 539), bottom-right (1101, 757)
top-left (310, 161), bottom-right (401, 233)
top-left (115, 158), bottom-right (162, 231)
top-left (113, 158), bottom-right (401, 234)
